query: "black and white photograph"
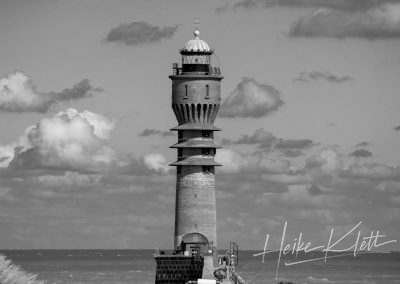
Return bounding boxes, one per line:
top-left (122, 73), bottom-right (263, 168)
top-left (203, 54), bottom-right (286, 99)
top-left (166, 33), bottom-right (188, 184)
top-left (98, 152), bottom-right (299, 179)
top-left (0, 1), bottom-right (400, 283)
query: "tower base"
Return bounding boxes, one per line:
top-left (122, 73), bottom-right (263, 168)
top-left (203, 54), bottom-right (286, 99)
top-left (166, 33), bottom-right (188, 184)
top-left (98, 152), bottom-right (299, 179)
top-left (154, 255), bottom-right (203, 284)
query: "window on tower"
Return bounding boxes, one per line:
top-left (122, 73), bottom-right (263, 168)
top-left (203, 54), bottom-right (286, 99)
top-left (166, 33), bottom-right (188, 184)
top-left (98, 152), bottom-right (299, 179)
top-left (202, 148), bottom-right (210, 156)
top-left (203, 166), bottom-right (212, 174)
top-left (184, 85), bottom-right (188, 99)
top-left (177, 166), bottom-right (181, 174)
top-left (206, 85), bottom-right (210, 99)
top-left (202, 130), bottom-right (211, 138)
top-left (178, 131), bottom-right (183, 141)
top-left (178, 148), bottom-right (183, 159)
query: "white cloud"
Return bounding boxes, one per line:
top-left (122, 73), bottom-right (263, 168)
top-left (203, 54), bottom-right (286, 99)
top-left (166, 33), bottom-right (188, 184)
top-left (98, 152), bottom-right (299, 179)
top-left (294, 71), bottom-right (353, 83)
top-left (0, 71), bottom-right (99, 113)
top-left (144, 153), bottom-right (169, 174)
top-left (2, 108), bottom-right (116, 171)
top-left (219, 78), bottom-right (283, 118)
top-left (106, 21), bottom-right (179, 45)
top-left (306, 149), bottom-right (343, 176)
top-left (219, 0), bottom-right (399, 12)
top-left (290, 3), bottom-right (400, 39)
top-left (0, 144), bottom-right (15, 168)
top-left (36, 172), bottom-right (102, 187)
top-left (342, 163), bottom-right (400, 179)
top-left (215, 148), bottom-right (291, 174)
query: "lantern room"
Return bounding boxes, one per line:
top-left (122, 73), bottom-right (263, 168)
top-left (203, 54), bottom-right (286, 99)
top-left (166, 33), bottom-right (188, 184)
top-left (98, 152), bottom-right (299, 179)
top-left (180, 30), bottom-right (213, 74)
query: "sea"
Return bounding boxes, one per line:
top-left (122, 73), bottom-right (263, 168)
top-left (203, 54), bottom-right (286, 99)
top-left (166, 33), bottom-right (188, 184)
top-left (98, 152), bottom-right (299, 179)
top-left (0, 249), bottom-right (399, 284)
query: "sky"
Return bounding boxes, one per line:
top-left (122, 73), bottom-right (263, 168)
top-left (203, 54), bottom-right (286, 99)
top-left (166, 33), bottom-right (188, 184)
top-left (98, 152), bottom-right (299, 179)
top-left (0, 0), bottom-right (400, 251)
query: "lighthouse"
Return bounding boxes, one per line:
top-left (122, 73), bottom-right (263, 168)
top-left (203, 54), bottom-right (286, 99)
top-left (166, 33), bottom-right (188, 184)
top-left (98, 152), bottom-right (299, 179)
top-left (170, 29), bottom-right (223, 260)
top-left (154, 28), bottom-right (228, 284)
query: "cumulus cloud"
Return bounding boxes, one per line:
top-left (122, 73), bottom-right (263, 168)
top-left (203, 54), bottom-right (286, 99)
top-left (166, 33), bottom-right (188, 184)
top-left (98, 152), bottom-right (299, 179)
top-left (139, 128), bottom-right (174, 137)
top-left (0, 71), bottom-right (100, 113)
top-left (223, 128), bottom-right (277, 145)
top-left (355, 141), bottom-right (371, 147)
top-left (294, 71), bottom-right (353, 83)
top-left (218, 1), bottom-right (400, 40)
top-left (275, 139), bottom-right (314, 149)
top-left (280, 149), bottom-right (304, 157)
top-left (342, 163), bottom-right (400, 179)
top-left (0, 108), bottom-right (174, 176)
top-left (217, 0), bottom-right (398, 12)
top-left (308, 184), bottom-right (323, 196)
top-left (106, 21), bottom-right (178, 45)
top-left (143, 153), bottom-right (169, 174)
top-left (290, 3), bottom-right (400, 39)
top-left (0, 144), bottom-right (15, 168)
top-left (305, 149), bottom-right (344, 177)
top-left (219, 78), bottom-right (283, 118)
top-left (35, 172), bottom-right (102, 188)
top-left (215, 148), bottom-right (291, 174)
top-left (349, 149), bottom-right (373, 158)
top-left (223, 128), bottom-right (315, 155)
top-left (2, 109), bottom-right (115, 172)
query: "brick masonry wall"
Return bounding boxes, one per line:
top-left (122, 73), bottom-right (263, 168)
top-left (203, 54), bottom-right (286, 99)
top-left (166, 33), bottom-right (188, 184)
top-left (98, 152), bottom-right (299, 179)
top-left (171, 78), bottom-right (222, 125)
top-left (172, 78), bottom-right (221, 105)
top-left (175, 165), bottom-right (217, 248)
top-left (154, 255), bottom-right (203, 284)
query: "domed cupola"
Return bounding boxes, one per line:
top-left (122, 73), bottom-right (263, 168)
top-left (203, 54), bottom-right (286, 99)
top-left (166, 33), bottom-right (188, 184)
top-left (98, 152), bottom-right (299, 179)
top-left (180, 29), bottom-right (213, 74)
top-left (182, 30), bottom-right (211, 52)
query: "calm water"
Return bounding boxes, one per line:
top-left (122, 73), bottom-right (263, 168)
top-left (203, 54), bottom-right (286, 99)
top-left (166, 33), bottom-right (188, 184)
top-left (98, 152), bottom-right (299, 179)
top-left (1, 249), bottom-right (400, 284)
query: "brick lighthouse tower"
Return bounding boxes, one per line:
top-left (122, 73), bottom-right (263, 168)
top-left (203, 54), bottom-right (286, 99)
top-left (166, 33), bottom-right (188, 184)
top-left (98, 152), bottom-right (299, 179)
top-left (154, 28), bottom-right (235, 284)
top-left (169, 28), bottom-right (223, 259)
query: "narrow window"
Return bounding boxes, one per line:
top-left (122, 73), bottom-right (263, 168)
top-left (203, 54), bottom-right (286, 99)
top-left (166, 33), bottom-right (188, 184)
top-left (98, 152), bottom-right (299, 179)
top-left (197, 104), bottom-right (201, 122)
top-left (185, 104), bottom-right (190, 121)
top-left (184, 85), bottom-right (188, 99)
top-left (191, 104), bottom-right (196, 122)
top-left (177, 166), bottom-right (181, 174)
top-left (203, 166), bottom-right (211, 174)
top-left (202, 130), bottom-right (210, 138)
top-left (206, 85), bottom-right (210, 99)
top-left (178, 148), bottom-right (183, 157)
top-left (202, 148), bottom-right (210, 156)
top-left (178, 131), bottom-right (183, 141)
top-left (203, 104), bottom-right (207, 123)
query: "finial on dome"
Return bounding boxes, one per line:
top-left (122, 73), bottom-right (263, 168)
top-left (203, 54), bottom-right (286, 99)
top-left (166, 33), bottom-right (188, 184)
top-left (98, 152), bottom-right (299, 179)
top-left (194, 17), bottom-right (200, 38)
top-left (181, 17), bottom-right (211, 53)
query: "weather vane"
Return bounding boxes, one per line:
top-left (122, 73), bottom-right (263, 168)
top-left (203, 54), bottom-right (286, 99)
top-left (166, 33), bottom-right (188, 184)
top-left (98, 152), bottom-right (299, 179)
top-left (194, 17), bottom-right (200, 30)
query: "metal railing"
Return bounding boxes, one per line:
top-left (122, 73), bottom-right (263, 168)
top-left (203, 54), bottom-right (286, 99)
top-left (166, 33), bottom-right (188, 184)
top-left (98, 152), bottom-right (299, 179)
top-left (172, 63), bottom-right (222, 76)
top-left (227, 242), bottom-right (245, 284)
